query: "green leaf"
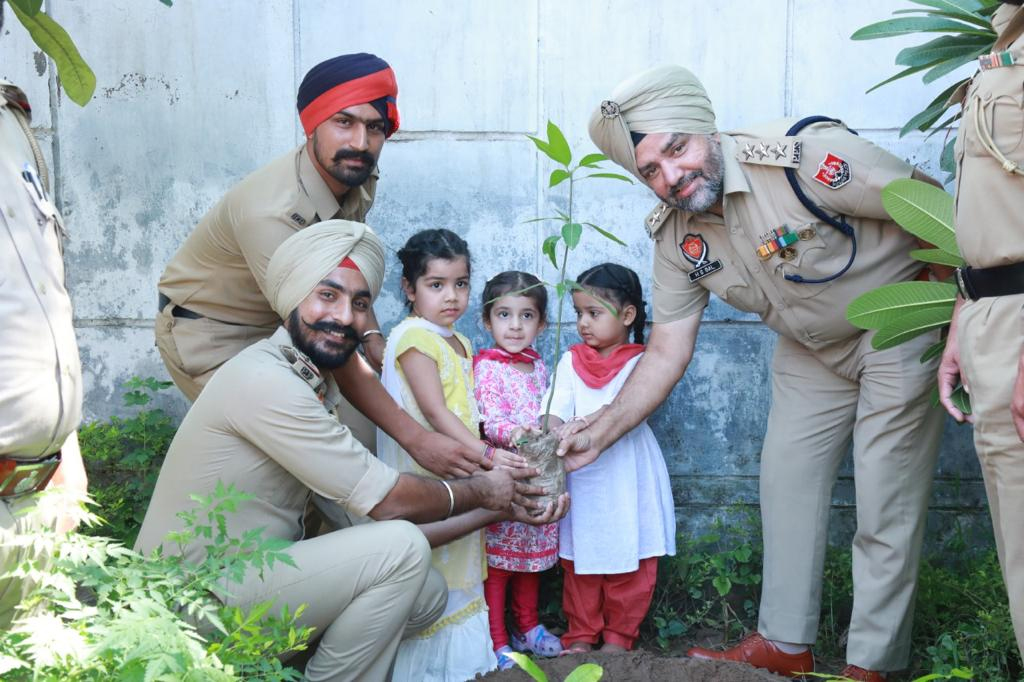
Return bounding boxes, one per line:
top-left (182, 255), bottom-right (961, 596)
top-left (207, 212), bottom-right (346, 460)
top-left (578, 152), bottom-right (608, 168)
top-left (895, 34), bottom-right (993, 67)
top-left (881, 178), bottom-right (959, 255)
top-left (542, 236), bottom-right (560, 269)
top-left (9, 3), bottom-right (96, 106)
top-left (712, 575), bottom-right (732, 596)
top-left (584, 172), bottom-right (634, 183)
top-left (561, 222), bottom-right (583, 249)
top-left (545, 121), bottom-right (572, 166)
top-left (549, 169), bottom-right (571, 188)
top-left (851, 16), bottom-right (993, 40)
top-left (922, 45), bottom-right (989, 83)
top-left (940, 135), bottom-right (958, 175)
top-left (8, 0), bottom-right (43, 15)
top-left (583, 222), bottom-right (627, 246)
top-left (522, 216), bottom-right (564, 224)
top-left (507, 652), bottom-right (548, 682)
top-left (909, 248), bottom-right (964, 267)
top-left (846, 281), bottom-right (956, 329)
top-left (527, 135), bottom-right (553, 158)
top-left (871, 306), bottom-right (953, 349)
top-left (565, 663), bottom-right (605, 682)
top-left (920, 338), bottom-right (947, 363)
top-left (866, 62), bottom-right (943, 94)
top-left (906, 0), bottom-right (993, 27)
top-left (900, 100), bottom-right (949, 136)
top-left (951, 384), bottom-right (972, 414)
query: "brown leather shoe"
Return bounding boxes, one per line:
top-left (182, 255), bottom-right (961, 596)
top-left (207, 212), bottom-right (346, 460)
top-left (839, 665), bottom-right (888, 681)
top-left (687, 633), bottom-right (814, 676)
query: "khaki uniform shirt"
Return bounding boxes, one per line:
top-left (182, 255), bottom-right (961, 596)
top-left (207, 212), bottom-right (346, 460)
top-left (134, 327), bottom-right (399, 562)
top-left (158, 145), bottom-right (377, 327)
top-left (0, 82), bottom-right (82, 458)
top-left (650, 119), bottom-right (921, 350)
top-left (954, 2), bottom-right (1024, 267)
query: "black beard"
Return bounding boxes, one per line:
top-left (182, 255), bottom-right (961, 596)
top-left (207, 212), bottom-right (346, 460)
top-left (314, 135), bottom-right (376, 188)
top-left (286, 309), bottom-right (359, 370)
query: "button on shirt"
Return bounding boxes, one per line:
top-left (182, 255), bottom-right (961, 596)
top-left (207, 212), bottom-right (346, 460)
top-left (650, 119), bottom-right (922, 350)
top-left (158, 145), bottom-right (377, 327)
top-left (0, 84), bottom-right (82, 458)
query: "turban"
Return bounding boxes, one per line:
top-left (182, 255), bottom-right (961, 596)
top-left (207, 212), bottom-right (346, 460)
top-left (297, 53), bottom-right (400, 137)
top-left (265, 220), bottom-right (386, 319)
top-left (588, 65), bottom-right (717, 180)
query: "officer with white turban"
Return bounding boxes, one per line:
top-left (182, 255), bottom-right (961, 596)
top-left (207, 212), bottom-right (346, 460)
top-left (560, 66), bottom-right (947, 681)
top-left (136, 220), bottom-right (560, 682)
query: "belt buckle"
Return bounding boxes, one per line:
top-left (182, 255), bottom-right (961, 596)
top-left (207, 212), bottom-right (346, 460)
top-left (0, 453), bottom-right (61, 499)
top-left (955, 267), bottom-right (975, 300)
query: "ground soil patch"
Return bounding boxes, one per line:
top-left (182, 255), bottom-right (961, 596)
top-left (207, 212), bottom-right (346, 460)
top-left (478, 650), bottom-right (786, 682)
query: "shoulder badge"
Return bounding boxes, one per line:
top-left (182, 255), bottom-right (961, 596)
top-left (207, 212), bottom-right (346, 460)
top-left (812, 152), bottom-right (852, 189)
top-left (644, 202), bottom-right (672, 238)
top-left (289, 212), bottom-right (309, 227)
top-left (737, 137), bottom-right (801, 168)
top-left (279, 345), bottom-right (326, 399)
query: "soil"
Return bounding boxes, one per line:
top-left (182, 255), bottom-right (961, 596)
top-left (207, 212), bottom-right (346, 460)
top-left (477, 650), bottom-right (786, 682)
top-left (517, 430), bottom-right (565, 510)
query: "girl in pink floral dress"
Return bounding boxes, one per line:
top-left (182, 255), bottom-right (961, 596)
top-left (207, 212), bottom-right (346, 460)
top-left (474, 271), bottom-right (562, 669)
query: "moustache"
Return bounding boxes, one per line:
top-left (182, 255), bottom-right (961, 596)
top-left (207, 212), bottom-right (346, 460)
top-left (305, 320), bottom-right (359, 341)
top-left (331, 149), bottom-right (375, 166)
top-left (669, 170), bottom-right (704, 197)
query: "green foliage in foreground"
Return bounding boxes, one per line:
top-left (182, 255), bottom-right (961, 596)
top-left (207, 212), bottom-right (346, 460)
top-left (79, 377), bottom-right (176, 546)
top-left (0, 484), bottom-right (312, 680)
top-left (507, 652), bottom-right (603, 682)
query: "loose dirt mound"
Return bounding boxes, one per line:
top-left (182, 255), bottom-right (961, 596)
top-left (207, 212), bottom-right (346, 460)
top-left (478, 650), bottom-right (787, 681)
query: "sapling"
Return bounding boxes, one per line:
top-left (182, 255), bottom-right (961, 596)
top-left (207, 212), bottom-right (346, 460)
top-left (515, 121), bottom-right (632, 509)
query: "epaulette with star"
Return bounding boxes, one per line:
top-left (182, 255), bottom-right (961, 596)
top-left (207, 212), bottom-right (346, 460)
top-left (644, 202), bottom-right (672, 238)
top-left (736, 137), bottom-right (802, 168)
top-left (279, 345), bottom-right (326, 399)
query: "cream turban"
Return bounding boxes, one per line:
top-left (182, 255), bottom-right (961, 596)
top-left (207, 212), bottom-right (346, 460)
top-left (588, 65), bottom-right (717, 180)
top-left (265, 219), bottom-right (386, 318)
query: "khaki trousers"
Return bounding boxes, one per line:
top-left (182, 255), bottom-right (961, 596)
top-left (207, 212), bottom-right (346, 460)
top-left (957, 293), bottom-right (1024, 658)
top-left (228, 520), bottom-right (446, 682)
top-left (0, 494), bottom-right (50, 628)
top-left (757, 330), bottom-right (944, 671)
top-left (155, 304), bottom-right (376, 451)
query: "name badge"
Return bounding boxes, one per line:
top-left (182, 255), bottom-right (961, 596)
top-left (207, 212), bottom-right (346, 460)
top-left (680, 233), bottom-right (724, 283)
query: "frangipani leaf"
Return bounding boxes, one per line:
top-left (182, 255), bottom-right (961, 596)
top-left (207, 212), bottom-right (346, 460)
top-left (9, 2), bottom-right (96, 106)
top-left (881, 178), bottom-right (959, 256)
top-left (565, 663), bottom-right (605, 682)
top-left (8, 0), bottom-right (43, 15)
top-left (871, 306), bottom-right (953, 350)
top-left (909, 248), bottom-right (964, 267)
top-left (895, 33), bottom-right (993, 66)
top-left (920, 338), bottom-right (947, 363)
top-left (922, 46), bottom-right (989, 83)
top-left (846, 281), bottom-right (956, 330)
top-left (951, 384), bottom-right (972, 414)
top-left (851, 16), bottom-right (993, 40)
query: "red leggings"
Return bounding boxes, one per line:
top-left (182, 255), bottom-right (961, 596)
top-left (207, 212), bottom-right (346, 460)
top-left (561, 557), bottom-right (658, 650)
top-left (483, 567), bottom-right (541, 650)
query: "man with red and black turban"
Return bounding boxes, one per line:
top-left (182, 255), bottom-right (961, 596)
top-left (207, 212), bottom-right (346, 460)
top-left (156, 53), bottom-right (491, 480)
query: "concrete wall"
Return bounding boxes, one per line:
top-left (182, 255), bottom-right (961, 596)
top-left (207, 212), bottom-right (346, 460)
top-left (1, 0), bottom-right (987, 547)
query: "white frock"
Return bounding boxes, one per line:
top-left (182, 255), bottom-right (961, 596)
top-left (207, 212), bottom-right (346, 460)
top-left (543, 351), bottom-right (677, 573)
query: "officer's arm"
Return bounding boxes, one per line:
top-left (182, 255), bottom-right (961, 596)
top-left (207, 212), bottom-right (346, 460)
top-left (331, 355), bottom-right (490, 477)
top-left (416, 494), bottom-right (569, 548)
top-left (557, 311), bottom-right (701, 471)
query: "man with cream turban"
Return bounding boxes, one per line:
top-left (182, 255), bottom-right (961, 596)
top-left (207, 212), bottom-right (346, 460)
top-left (136, 220), bottom-right (564, 682)
top-left (560, 66), bottom-right (945, 681)
top-left (154, 53), bottom-right (487, 480)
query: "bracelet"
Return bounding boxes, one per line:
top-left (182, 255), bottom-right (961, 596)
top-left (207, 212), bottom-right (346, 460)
top-left (570, 415), bottom-right (589, 427)
top-left (361, 329), bottom-right (383, 340)
top-left (482, 444), bottom-right (495, 460)
top-left (440, 480), bottom-right (456, 519)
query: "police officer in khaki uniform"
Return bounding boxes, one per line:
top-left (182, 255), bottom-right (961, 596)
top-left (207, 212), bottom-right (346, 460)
top-left (137, 220), bottom-right (565, 682)
top-left (0, 5), bottom-right (88, 627)
top-left (938, 0), bottom-right (1024, 658)
top-left (559, 66), bottom-right (946, 680)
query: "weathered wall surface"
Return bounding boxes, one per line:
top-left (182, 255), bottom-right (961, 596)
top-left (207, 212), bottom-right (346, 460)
top-left (1, 0), bottom-right (986, 547)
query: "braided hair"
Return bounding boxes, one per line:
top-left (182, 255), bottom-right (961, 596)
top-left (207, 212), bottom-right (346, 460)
top-left (396, 228), bottom-right (471, 311)
top-left (576, 262), bottom-right (648, 344)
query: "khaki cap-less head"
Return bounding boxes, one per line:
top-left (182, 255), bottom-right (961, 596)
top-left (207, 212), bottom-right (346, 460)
top-left (588, 64), bottom-right (717, 181)
top-left (265, 219), bottom-right (386, 319)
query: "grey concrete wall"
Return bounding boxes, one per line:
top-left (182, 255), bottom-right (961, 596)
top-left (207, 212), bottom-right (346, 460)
top-left (1, 0), bottom-right (986, 547)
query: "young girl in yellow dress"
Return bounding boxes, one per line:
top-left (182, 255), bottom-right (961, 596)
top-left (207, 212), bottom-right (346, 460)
top-left (377, 228), bottom-right (521, 681)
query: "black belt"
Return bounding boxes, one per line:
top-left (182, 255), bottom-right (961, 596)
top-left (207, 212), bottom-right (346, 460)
top-left (955, 261), bottom-right (1024, 300)
top-left (158, 292), bottom-right (203, 320)
top-left (0, 451), bottom-right (61, 499)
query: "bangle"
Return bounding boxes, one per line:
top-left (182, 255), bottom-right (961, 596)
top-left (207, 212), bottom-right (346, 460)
top-left (440, 480), bottom-right (455, 519)
top-left (482, 444), bottom-right (495, 460)
top-left (570, 415), bottom-right (589, 427)
top-left (361, 329), bottom-right (383, 340)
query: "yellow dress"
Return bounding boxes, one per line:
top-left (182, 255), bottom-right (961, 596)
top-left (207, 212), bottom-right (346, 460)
top-left (377, 316), bottom-right (495, 681)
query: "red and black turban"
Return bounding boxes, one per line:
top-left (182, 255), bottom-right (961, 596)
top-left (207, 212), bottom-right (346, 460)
top-left (296, 53), bottom-right (400, 138)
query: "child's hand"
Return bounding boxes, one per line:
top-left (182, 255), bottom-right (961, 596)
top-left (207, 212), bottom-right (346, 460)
top-left (508, 492), bottom-right (570, 524)
top-left (490, 447), bottom-right (528, 469)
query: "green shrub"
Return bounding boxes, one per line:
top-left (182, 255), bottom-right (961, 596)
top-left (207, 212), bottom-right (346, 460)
top-left (79, 377), bottom-right (177, 546)
top-left (0, 484), bottom-right (312, 680)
